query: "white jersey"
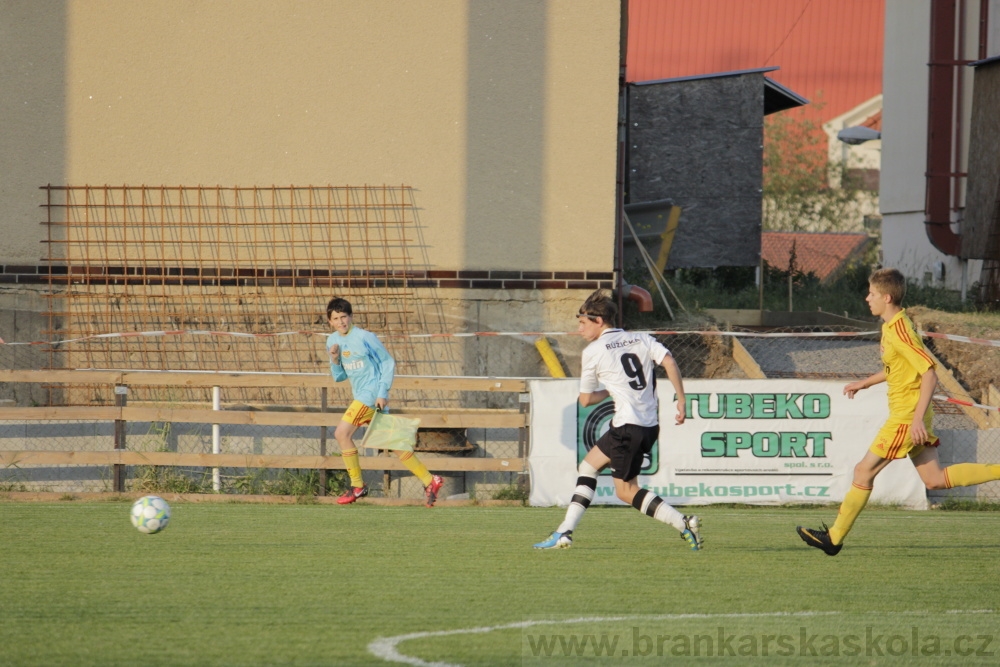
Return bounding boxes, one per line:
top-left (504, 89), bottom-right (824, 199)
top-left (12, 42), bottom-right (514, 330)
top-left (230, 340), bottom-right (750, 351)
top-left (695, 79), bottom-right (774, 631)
top-left (579, 328), bottom-right (670, 428)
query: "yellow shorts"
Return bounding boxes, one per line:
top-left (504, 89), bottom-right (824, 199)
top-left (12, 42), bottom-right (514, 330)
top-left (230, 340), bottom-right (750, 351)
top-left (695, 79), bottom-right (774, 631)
top-left (342, 400), bottom-right (376, 427)
top-left (869, 414), bottom-right (939, 460)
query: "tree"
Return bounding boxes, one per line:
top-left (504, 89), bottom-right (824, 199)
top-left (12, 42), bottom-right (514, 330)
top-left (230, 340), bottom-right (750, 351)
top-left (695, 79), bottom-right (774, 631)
top-left (762, 108), bottom-right (878, 232)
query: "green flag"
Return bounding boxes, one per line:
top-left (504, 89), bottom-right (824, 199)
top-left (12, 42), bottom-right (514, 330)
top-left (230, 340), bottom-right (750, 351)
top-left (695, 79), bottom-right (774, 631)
top-left (360, 410), bottom-right (419, 452)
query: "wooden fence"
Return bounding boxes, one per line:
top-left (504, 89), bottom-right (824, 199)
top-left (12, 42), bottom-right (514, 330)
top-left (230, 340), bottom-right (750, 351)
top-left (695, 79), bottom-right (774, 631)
top-left (0, 370), bottom-right (529, 494)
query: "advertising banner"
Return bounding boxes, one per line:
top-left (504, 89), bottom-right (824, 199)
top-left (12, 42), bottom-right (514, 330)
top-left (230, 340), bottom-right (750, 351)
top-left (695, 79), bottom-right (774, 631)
top-left (528, 379), bottom-right (927, 509)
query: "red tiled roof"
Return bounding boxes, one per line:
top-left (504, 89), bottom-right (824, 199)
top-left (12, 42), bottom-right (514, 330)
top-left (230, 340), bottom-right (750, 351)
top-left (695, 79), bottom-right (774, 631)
top-left (627, 0), bottom-right (884, 124)
top-left (861, 110), bottom-right (882, 131)
top-left (762, 231), bottom-right (870, 282)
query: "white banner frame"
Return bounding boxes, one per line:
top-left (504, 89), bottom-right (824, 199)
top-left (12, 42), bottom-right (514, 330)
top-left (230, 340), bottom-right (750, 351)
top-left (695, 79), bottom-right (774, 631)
top-left (528, 379), bottom-right (927, 509)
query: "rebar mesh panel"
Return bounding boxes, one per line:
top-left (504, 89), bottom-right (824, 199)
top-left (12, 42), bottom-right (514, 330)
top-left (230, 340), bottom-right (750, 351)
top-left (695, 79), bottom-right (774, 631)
top-left (42, 185), bottom-right (423, 405)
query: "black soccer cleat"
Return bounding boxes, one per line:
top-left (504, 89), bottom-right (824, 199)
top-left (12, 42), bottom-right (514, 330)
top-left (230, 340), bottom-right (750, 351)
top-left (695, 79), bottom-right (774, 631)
top-left (796, 524), bottom-right (843, 556)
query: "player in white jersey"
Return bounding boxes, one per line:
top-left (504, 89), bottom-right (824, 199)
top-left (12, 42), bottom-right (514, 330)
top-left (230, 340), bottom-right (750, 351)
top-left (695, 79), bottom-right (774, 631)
top-left (533, 290), bottom-right (702, 550)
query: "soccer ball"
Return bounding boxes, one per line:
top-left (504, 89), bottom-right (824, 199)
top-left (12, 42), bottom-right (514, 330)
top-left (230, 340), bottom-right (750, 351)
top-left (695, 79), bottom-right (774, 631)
top-left (130, 495), bottom-right (171, 534)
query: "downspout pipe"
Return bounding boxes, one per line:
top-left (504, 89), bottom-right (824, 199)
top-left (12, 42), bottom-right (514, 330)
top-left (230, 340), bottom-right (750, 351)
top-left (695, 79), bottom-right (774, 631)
top-left (621, 283), bottom-right (653, 312)
top-left (925, 0), bottom-right (963, 256)
top-left (614, 0), bottom-right (629, 327)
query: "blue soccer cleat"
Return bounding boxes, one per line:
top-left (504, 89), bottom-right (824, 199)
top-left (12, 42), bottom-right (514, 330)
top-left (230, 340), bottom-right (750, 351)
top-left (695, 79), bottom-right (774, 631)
top-left (533, 530), bottom-right (573, 549)
top-left (680, 515), bottom-right (703, 551)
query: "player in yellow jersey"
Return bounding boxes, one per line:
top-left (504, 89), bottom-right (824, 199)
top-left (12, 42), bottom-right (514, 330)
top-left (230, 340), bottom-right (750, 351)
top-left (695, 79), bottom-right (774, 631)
top-left (797, 268), bottom-right (1000, 555)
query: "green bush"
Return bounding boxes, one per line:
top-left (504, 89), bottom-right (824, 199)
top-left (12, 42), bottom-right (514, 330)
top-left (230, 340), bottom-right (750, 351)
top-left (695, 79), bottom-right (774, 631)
top-left (490, 484), bottom-right (528, 503)
top-left (130, 464), bottom-right (212, 494)
top-left (936, 498), bottom-right (1000, 512)
top-left (229, 468), bottom-right (348, 497)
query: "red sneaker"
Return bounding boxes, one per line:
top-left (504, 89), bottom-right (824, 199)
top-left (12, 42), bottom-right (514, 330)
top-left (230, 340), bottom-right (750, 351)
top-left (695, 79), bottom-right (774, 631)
top-left (337, 485), bottom-right (368, 505)
top-left (425, 475), bottom-right (444, 507)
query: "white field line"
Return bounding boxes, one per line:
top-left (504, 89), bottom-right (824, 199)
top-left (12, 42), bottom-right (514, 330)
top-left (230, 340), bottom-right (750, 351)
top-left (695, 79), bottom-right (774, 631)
top-left (368, 611), bottom-right (841, 667)
top-left (368, 609), bottom-right (998, 666)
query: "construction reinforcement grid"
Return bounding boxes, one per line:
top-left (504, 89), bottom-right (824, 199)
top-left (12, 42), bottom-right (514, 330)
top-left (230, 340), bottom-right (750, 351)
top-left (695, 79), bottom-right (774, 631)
top-left (38, 184), bottom-right (432, 407)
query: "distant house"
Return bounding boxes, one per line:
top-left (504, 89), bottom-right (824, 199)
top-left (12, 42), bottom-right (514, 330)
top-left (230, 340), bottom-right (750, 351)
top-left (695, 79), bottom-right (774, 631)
top-left (823, 95), bottom-right (883, 192)
top-left (761, 231), bottom-right (870, 283)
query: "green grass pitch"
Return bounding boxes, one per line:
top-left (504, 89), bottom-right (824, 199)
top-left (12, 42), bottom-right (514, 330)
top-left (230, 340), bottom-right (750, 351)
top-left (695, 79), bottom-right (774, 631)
top-left (2, 501), bottom-right (998, 666)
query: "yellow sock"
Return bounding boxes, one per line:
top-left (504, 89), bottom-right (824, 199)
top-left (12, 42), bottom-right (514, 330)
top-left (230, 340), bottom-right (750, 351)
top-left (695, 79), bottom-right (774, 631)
top-left (341, 448), bottom-right (363, 488)
top-left (397, 451), bottom-right (433, 486)
top-left (944, 463), bottom-right (1000, 488)
top-left (829, 483), bottom-right (872, 545)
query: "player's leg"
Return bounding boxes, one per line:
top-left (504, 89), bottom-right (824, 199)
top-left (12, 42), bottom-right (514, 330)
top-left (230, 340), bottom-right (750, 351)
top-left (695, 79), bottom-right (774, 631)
top-left (797, 450), bottom-right (892, 555)
top-left (391, 449), bottom-right (444, 507)
top-left (621, 477), bottom-right (702, 550)
top-left (533, 444), bottom-right (608, 549)
top-left (910, 438), bottom-right (1000, 489)
top-left (335, 402), bottom-right (373, 504)
top-left (829, 451), bottom-right (892, 541)
top-left (334, 419), bottom-right (362, 485)
top-left (558, 445), bottom-right (608, 531)
top-left (615, 425), bottom-right (702, 550)
top-left (910, 441), bottom-right (946, 489)
top-left (798, 419), bottom-right (912, 554)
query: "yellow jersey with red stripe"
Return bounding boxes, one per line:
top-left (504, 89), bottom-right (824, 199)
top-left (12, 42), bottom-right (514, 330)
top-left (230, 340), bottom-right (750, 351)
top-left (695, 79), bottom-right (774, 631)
top-left (881, 309), bottom-right (935, 420)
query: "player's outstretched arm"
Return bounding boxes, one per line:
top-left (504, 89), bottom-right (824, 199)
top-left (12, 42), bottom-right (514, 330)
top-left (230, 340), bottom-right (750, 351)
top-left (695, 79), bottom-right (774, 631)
top-left (844, 371), bottom-right (885, 399)
top-left (661, 353), bottom-right (686, 425)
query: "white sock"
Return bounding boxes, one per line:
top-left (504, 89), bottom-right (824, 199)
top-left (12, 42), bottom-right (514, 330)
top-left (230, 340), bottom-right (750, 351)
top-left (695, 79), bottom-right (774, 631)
top-left (632, 488), bottom-right (686, 532)
top-left (556, 460), bottom-right (599, 534)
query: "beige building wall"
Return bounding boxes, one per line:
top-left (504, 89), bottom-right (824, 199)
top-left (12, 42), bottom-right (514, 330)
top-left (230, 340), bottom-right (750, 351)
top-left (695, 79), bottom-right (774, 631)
top-left (1, 0), bottom-right (620, 271)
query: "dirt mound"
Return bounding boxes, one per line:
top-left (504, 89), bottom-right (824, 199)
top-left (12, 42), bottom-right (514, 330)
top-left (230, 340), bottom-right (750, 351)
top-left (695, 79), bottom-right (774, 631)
top-left (908, 307), bottom-right (1000, 403)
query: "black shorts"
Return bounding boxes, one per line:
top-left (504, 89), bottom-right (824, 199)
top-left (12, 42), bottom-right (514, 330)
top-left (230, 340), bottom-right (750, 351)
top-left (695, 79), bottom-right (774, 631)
top-left (595, 423), bottom-right (659, 480)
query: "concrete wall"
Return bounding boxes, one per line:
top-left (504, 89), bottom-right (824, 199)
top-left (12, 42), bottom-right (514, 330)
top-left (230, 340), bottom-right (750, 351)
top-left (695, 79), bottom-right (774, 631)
top-left (0, 0), bottom-right (620, 273)
top-left (413, 287), bottom-right (590, 387)
top-left (0, 286), bottom-right (51, 405)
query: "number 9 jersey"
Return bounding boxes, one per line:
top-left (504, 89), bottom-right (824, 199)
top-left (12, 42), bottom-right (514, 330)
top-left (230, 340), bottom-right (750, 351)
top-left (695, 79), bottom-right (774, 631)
top-left (579, 328), bottom-right (670, 428)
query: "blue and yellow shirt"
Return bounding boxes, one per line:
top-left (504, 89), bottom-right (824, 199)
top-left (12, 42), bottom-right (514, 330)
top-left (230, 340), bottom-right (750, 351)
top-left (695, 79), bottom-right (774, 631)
top-left (881, 309), bottom-right (935, 420)
top-left (326, 325), bottom-right (395, 407)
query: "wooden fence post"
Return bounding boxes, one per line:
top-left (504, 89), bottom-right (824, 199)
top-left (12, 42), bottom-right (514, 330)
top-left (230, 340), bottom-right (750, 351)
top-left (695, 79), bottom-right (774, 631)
top-left (113, 385), bottom-right (128, 492)
top-left (212, 386), bottom-right (221, 492)
top-left (518, 391), bottom-right (530, 495)
top-left (319, 387), bottom-right (328, 496)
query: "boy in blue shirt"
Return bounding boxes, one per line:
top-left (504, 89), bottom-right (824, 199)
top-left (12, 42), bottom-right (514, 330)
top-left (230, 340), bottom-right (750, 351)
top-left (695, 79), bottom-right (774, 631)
top-left (326, 297), bottom-right (443, 506)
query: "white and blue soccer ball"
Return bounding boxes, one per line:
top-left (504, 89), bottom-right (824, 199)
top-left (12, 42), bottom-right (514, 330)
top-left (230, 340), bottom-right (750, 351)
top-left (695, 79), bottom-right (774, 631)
top-left (130, 495), bottom-right (171, 534)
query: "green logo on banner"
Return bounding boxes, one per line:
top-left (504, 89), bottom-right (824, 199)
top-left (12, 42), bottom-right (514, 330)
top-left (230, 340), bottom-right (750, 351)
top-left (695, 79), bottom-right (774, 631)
top-left (577, 398), bottom-right (659, 476)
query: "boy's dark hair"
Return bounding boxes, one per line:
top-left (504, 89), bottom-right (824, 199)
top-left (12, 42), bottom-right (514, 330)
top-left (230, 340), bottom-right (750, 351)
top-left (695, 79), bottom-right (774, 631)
top-left (578, 289), bottom-right (617, 324)
top-left (869, 268), bottom-right (906, 305)
top-left (326, 297), bottom-right (353, 318)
